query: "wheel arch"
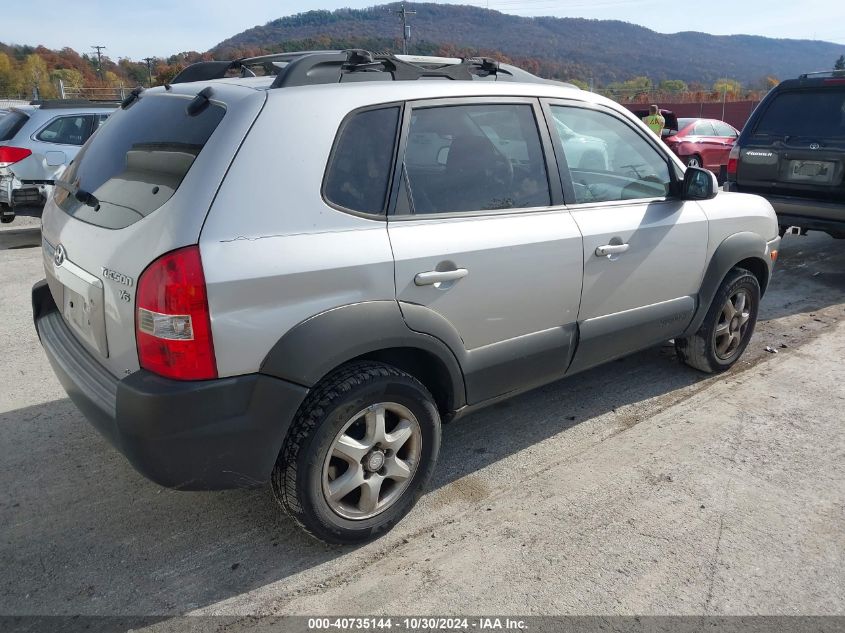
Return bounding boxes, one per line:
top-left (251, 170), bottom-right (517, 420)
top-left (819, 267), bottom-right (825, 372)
top-left (260, 301), bottom-right (467, 414)
top-left (683, 232), bottom-right (771, 337)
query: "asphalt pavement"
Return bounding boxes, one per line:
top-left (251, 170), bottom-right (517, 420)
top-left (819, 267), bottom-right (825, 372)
top-left (0, 221), bottom-right (843, 620)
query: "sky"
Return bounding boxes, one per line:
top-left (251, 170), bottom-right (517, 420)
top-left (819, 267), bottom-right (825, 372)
top-left (1, 0), bottom-right (844, 61)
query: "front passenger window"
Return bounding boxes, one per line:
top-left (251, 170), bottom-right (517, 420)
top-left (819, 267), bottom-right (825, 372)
top-left (550, 106), bottom-right (671, 204)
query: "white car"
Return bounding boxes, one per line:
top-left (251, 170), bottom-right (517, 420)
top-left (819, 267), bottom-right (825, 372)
top-left (0, 101), bottom-right (115, 223)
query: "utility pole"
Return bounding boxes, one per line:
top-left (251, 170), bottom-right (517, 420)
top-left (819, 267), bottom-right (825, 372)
top-left (143, 57), bottom-right (155, 86)
top-left (391, 2), bottom-right (416, 55)
top-left (92, 45), bottom-right (106, 80)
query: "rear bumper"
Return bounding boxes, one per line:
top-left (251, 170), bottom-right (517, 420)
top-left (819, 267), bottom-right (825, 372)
top-left (0, 174), bottom-right (46, 209)
top-left (32, 280), bottom-right (309, 490)
top-left (724, 184), bottom-right (845, 232)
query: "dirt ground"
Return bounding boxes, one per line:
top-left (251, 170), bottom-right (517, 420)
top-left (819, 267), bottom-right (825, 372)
top-left (0, 221), bottom-right (843, 620)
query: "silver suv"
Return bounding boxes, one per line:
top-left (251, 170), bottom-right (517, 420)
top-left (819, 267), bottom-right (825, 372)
top-left (0, 101), bottom-right (115, 222)
top-left (32, 51), bottom-right (780, 544)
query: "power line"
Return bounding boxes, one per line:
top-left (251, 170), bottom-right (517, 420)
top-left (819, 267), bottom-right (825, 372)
top-left (391, 2), bottom-right (416, 55)
top-left (142, 57), bottom-right (155, 86)
top-left (92, 45), bottom-right (106, 80)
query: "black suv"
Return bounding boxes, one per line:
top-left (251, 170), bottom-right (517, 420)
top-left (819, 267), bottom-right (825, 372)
top-left (725, 71), bottom-right (845, 238)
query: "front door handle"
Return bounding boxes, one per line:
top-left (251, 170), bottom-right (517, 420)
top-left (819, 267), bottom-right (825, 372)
top-left (595, 243), bottom-right (630, 257)
top-left (414, 268), bottom-right (469, 286)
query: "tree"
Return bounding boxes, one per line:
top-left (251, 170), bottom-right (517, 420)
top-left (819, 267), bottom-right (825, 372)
top-left (835, 55), bottom-right (845, 70)
top-left (0, 52), bottom-right (15, 96)
top-left (712, 78), bottom-right (741, 98)
top-left (658, 79), bottom-right (687, 94)
top-left (50, 68), bottom-right (84, 90)
top-left (21, 54), bottom-right (57, 99)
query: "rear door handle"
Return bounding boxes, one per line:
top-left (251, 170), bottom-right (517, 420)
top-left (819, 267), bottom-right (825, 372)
top-left (414, 268), bottom-right (469, 286)
top-left (595, 243), bottom-right (630, 257)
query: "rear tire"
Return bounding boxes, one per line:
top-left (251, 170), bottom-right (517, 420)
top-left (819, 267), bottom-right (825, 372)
top-left (676, 268), bottom-right (760, 373)
top-left (272, 361), bottom-right (441, 544)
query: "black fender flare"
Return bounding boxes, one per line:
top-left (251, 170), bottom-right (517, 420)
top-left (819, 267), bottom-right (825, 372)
top-left (683, 231), bottom-right (771, 337)
top-left (260, 301), bottom-right (467, 410)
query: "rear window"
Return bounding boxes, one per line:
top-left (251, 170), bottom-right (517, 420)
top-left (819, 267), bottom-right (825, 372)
top-left (55, 94), bottom-right (225, 229)
top-left (753, 88), bottom-right (845, 140)
top-left (0, 111), bottom-right (29, 142)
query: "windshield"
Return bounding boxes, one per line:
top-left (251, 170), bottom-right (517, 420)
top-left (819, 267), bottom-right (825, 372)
top-left (0, 111), bottom-right (29, 142)
top-left (55, 93), bottom-right (225, 229)
top-left (753, 88), bottom-right (845, 139)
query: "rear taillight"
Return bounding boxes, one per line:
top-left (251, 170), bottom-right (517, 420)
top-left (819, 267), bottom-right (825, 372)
top-left (0, 146), bottom-right (32, 168)
top-left (136, 245), bottom-right (217, 381)
top-left (726, 145), bottom-right (740, 180)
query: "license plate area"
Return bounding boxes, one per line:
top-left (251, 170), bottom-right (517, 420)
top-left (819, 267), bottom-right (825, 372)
top-left (788, 160), bottom-right (835, 183)
top-left (44, 242), bottom-right (109, 358)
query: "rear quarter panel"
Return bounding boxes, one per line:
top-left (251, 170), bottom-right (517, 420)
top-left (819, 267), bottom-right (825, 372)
top-left (200, 89), bottom-right (396, 378)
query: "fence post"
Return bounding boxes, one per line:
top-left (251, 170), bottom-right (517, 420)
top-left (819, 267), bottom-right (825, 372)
top-left (58, 79), bottom-right (66, 100)
top-left (120, 85), bottom-right (126, 101)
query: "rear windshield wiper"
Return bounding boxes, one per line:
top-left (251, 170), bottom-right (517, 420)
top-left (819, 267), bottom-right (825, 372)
top-left (54, 179), bottom-right (101, 211)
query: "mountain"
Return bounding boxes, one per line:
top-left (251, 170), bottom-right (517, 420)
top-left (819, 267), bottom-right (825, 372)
top-left (212, 3), bottom-right (845, 85)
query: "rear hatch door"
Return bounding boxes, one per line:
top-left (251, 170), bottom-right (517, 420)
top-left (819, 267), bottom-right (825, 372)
top-left (736, 86), bottom-right (845, 203)
top-left (40, 83), bottom-right (266, 378)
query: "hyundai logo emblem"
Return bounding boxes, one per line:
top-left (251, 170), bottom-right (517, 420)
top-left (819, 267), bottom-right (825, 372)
top-left (809, 143), bottom-right (821, 150)
top-left (54, 244), bottom-right (66, 267)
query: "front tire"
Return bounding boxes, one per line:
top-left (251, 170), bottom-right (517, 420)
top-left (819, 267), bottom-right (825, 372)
top-left (676, 268), bottom-right (760, 373)
top-left (272, 361), bottom-right (441, 544)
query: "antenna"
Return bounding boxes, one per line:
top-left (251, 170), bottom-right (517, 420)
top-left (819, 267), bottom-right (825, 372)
top-left (391, 2), bottom-right (416, 55)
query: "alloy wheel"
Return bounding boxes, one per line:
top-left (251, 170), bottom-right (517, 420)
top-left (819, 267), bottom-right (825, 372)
top-left (322, 402), bottom-right (422, 520)
top-left (713, 288), bottom-right (753, 360)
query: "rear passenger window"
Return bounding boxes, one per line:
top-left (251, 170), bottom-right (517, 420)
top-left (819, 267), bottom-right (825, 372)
top-left (550, 106), bottom-right (671, 204)
top-left (403, 103), bottom-right (551, 214)
top-left (324, 107), bottom-right (400, 214)
top-left (36, 115), bottom-right (93, 145)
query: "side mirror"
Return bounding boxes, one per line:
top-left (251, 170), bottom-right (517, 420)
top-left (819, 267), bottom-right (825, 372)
top-left (682, 167), bottom-right (718, 200)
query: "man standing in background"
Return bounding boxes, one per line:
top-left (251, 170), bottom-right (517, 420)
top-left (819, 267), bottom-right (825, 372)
top-left (643, 104), bottom-right (665, 136)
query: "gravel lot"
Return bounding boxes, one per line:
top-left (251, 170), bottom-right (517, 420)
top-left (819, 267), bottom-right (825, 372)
top-left (0, 221), bottom-right (843, 620)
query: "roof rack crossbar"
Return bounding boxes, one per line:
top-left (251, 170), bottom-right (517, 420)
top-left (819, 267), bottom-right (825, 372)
top-left (170, 52), bottom-right (342, 84)
top-left (799, 70), bottom-right (845, 79)
top-left (170, 49), bottom-right (572, 90)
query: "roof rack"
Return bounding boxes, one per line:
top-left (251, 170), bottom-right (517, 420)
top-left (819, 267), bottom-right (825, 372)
top-left (798, 69), bottom-right (845, 79)
top-left (171, 49), bottom-right (567, 88)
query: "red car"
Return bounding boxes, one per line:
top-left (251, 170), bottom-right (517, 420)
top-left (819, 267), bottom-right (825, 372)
top-left (664, 118), bottom-right (740, 176)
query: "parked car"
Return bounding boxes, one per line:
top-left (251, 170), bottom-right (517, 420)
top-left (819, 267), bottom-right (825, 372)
top-left (664, 118), bottom-right (739, 176)
top-left (551, 116), bottom-right (610, 170)
top-left (725, 70), bottom-right (845, 238)
top-left (0, 100), bottom-right (115, 223)
top-left (33, 51), bottom-right (780, 544)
